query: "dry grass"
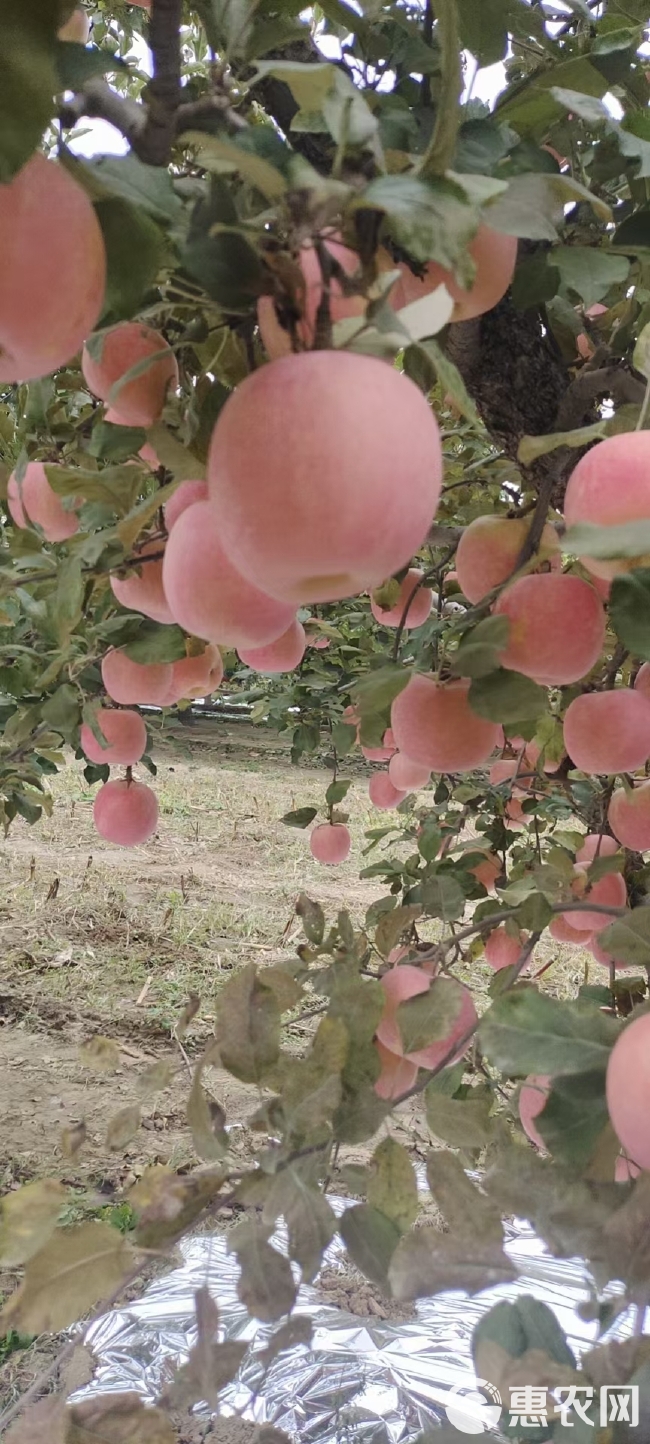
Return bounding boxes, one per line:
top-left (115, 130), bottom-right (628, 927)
top-left (0, 717), bottom-right (595, 1031)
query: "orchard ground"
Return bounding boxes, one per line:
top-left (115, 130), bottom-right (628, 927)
top-left (0, 716), bottom-right (602, 1409)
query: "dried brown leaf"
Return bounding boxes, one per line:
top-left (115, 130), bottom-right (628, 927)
top-left (168, 1288), bottom-right (246, 1410)
top-left (187, 1056), bottom-right (227, 1162)
top-left (174, 992), bottom-right (200, 1041)
top-left (79, 1036), bottom-right (120, 1072)
top-left (215, 963), bottom-right (280, 1084)
top-left (130, 1166), bottom-right (225, 1249)
top-left (6, 1399), bottom-right (67, 1444)
top-left (106, 1105), bottom-right (141, 1152)
top-left (135, 1061), bottom-right (174, 1099)
top-left (65, 1392), bottom-right (176, 1443)
top-left (228, 1220), bottom-right (297, 1321)
top-left (60, 1121), bottom-right (87, 1159)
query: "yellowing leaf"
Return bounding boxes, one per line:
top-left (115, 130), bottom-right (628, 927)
top-left (367, 1137), bottom-right (419, 1233)
top-left (0, 1179), bottom-right (66, 1267)
top-left (0, 1221), bottom-right (135, 1334)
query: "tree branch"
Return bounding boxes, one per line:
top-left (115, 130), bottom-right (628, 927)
top-left (59, 78), bottom-right (148, 150)
top-left (138, 0), bottom-right (183, 165)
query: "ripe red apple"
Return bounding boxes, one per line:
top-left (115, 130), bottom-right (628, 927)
top-left (0, 154), bottom-right (105, 382)
top-left (455, 515), bottom-right (558, 605)
top-left (368, 772), bottom-right (408, 810)
top-left (80, 708), bottom-right (146, 766)
top-left (8, 462), bottom-right (79, 542)
top-left (606, 1012), bottom-right (650, 1169)
top-left (389, 225), bottom-right (518, 323)
top-left (564, 432), bottom-right (650, 580)
top-left (494, 574), bottom-right (605, 686)
top-left (391, 675), bottom-right (500, 773)
top-left (309, 823), bottom-right (351, 864)
top-left (111, 537), bottom-right (173, 625)
top-left (101, 648), bottom-right (173, 706)
top-left (563, 690), bottom-right (650, 775)
top-left (207, 351), bottom-right (442, 604)
top-left (82, 322), bottom-right (178, 428)
top-left (162, 501), bottom-right (294, 649)
top-left (93, 777), bottom-right (159, 846)
top-left (370, 569), bottom-right (433, 629)
top-left (237, 620), bottom-right (306, 674)
top-left (376, 963), bottom-right (478, 1068)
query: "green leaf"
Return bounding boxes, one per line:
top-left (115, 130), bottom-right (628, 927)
top-left (485, 171), bottom-right (610, 241)
top-left (281, 807), bottom-right (318, 830)
top-left (497, 56), bottom-right (608, 138)
top-left (609, 570), bottom-right (650, 658)
top-left (55, 40), bottom-right (127, 89)
top-left (84, 153), bottom-right (184, 223)
top-left (122, 623), bottom-right (187, 665)
top-left (184, 199), bottom-right (264, 315)
top-left (253, 60), bottom-right (336, 111)
top-left (215, 962), bottom-right (280, 1084)
top-left (354, 175), bottom-right (478, 269)
top-left (396, 976), bottom-right (465, 1054)
top-left (634, 321), bottom-right (650, 379)
top-left (367, 1138), bottom-right (419, 1233)
top-left (452, 616), bottom-right (510, 679)
top-left (598, 908), bottom-right (650, 966)
top-left (553, 246), bottom-right (630, 308)
top-left (469, 669), bottom-right (547, 724)
top-left (339, 1204), bottom-right (400, 1289)
top-left (54, 555), bottom-right (84, 645)
top-left (517, 420), bottom-right (608, 467)
top-left (425, 1089), bottom-right (494, 1148)
top-left (146, 424), bottom-right (206, 481)
top-left (565, 522), bottom-right (650, 561)
top-left (87, 421), bottom-right (147, 463)
top-left (353, 664), bottom-right (410, 741)
top-left (95, 197), bottom-right (164, 324)
top-left (375, 904), bottom-right (422, 958)
top-left (322, 68), bottom-right (379, 150)
top-left (421, 873), bottom-right (466, 921)
top-left (479, 986), bottom-right (620, 1077)
top-left (325, 779), bottom-right (351, 806)
top-left (183, 129), bottom-right (288, 202)
top-left (537, 1070), bottom-right (610, 1168)
top-left (0, 0), bottom-right (58, 182)
top-left (473, 1297), bottom-right (576, 1399)
top-left (409, 339), bottom-right (484, 429)
top-left (457, 0), bottom-right (511, 65)
top-left (332, 721), bottom-right (357, 757)
top-left (388, 1224), bottom-right (513, 1299)
top-left (41, 682), bottom-right (80, 739)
